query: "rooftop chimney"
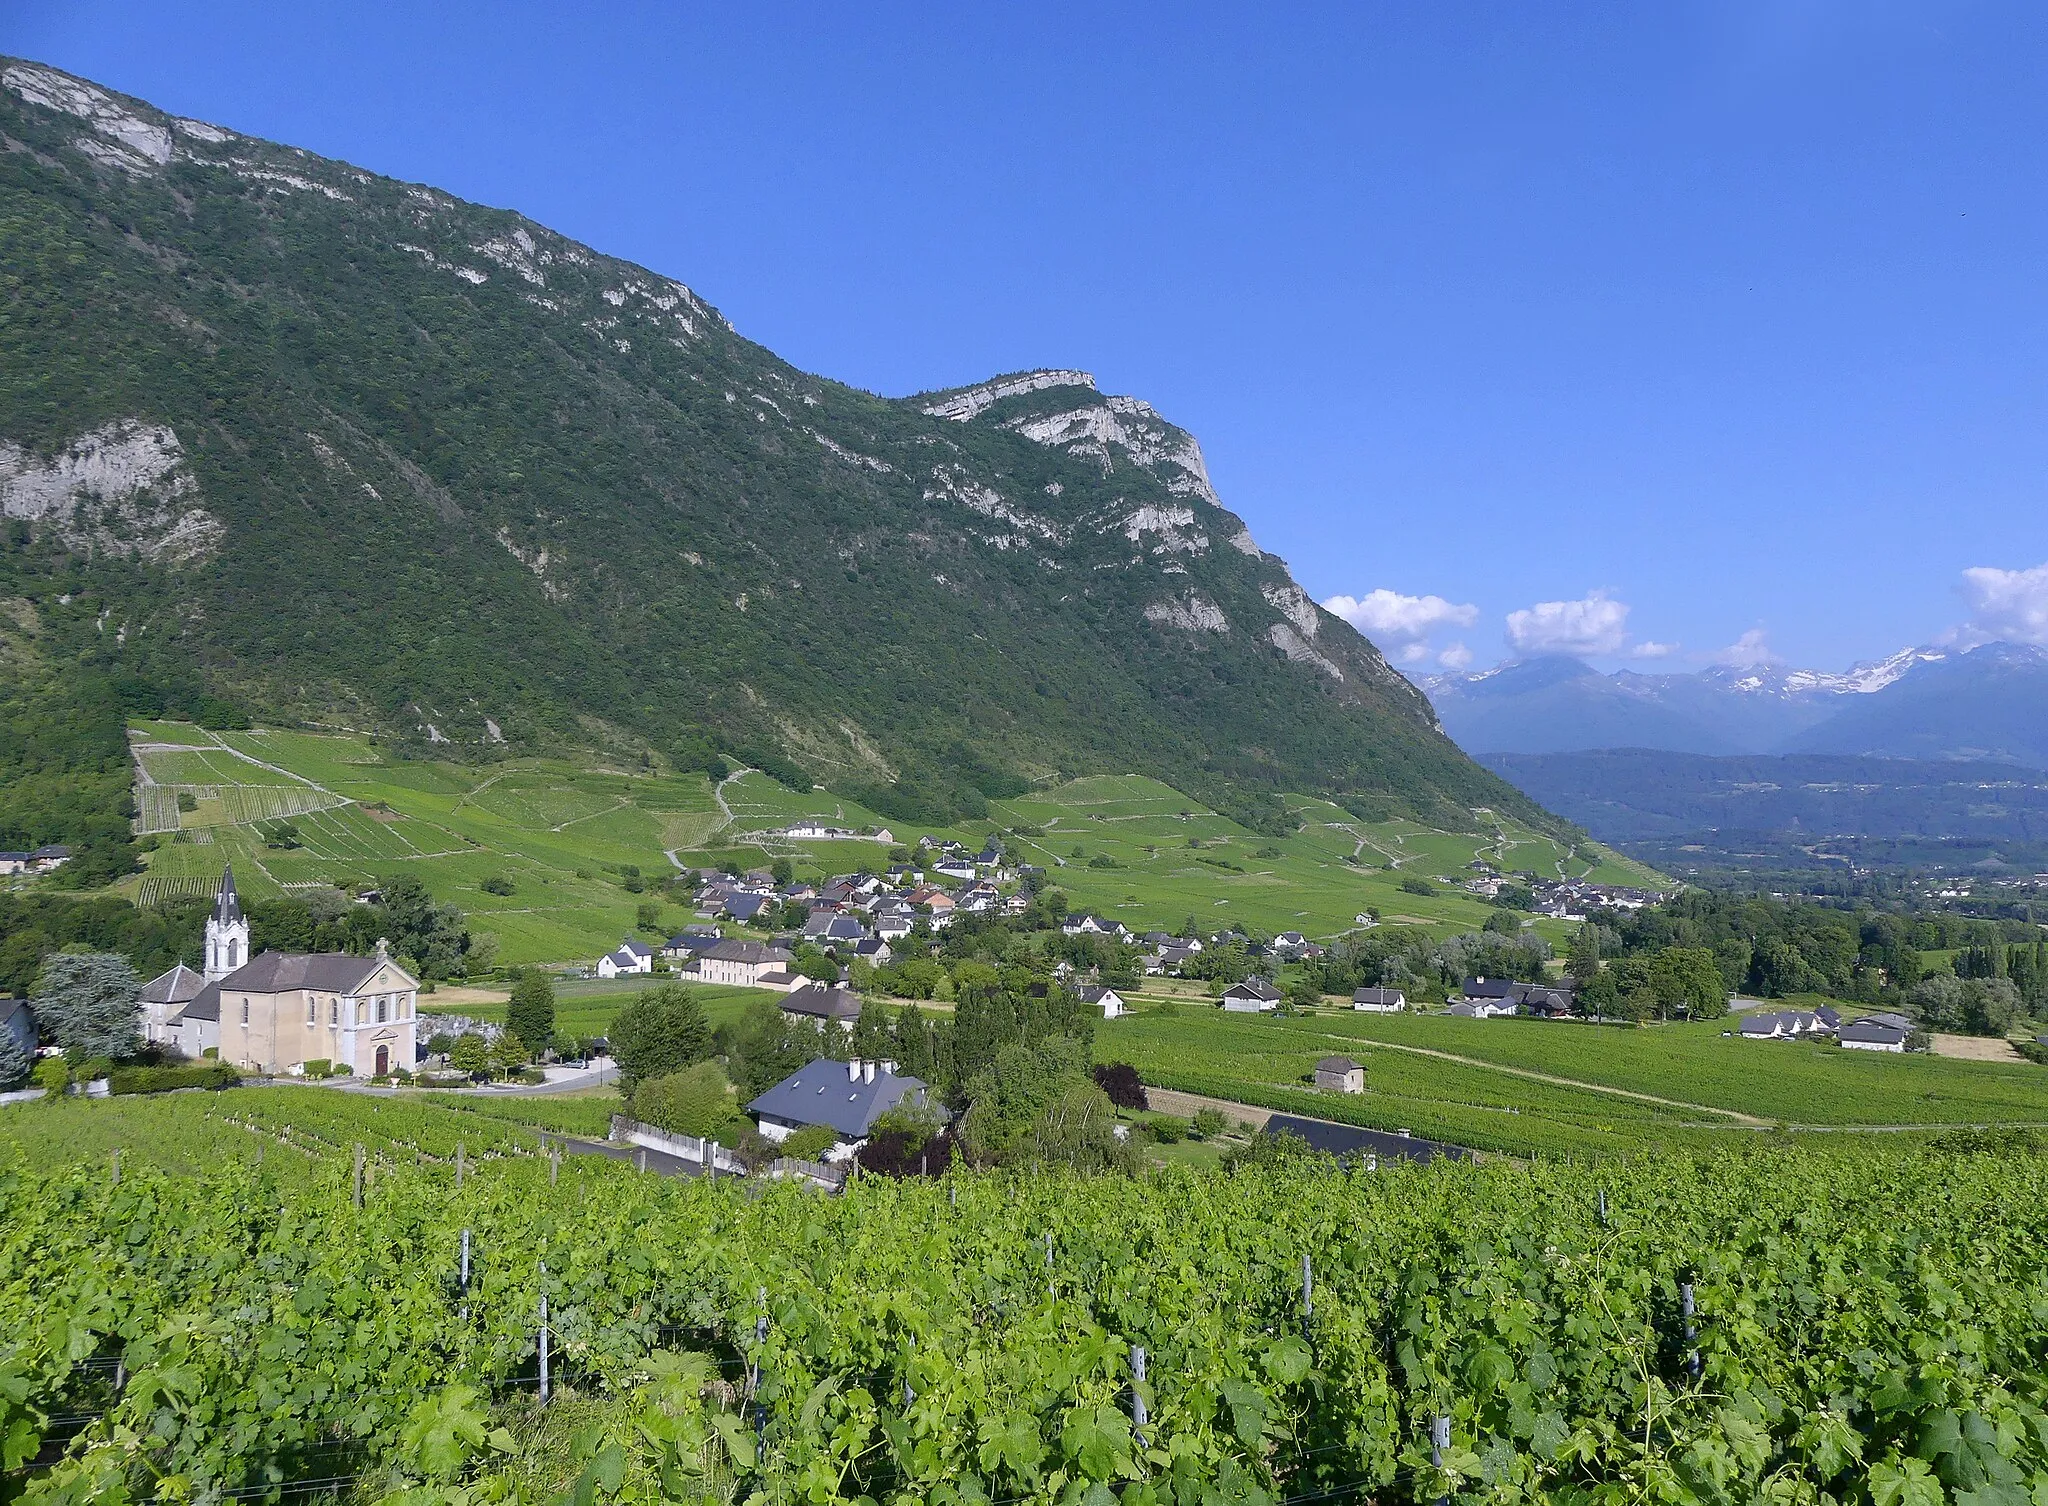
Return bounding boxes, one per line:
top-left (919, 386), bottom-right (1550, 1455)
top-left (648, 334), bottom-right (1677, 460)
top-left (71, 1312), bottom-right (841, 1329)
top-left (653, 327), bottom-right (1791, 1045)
top-left (847, 1058), bottom-right (862, 1082)
top-left (862, 1060), bottom-right (876, 1084)
top-left (879, 1059), bottom-right (897, 1077)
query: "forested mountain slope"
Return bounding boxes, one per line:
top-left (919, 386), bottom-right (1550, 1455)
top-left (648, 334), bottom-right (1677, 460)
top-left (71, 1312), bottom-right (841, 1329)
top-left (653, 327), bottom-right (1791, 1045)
top-left (0, 58), bottom-right (1553, 866)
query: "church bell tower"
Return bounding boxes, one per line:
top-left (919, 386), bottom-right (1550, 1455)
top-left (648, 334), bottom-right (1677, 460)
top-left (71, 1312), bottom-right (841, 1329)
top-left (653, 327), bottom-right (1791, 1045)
top-left (204, 864), bottom-right (250, 982)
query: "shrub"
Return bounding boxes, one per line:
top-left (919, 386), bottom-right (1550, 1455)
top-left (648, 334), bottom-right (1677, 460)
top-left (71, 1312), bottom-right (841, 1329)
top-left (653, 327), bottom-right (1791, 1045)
top-left (32, 1057), bottom-right (70, 1096)
top-left (1190, 1107), bottom-right (1227, 1140)
top-left (634, 1060), bottom-right (741, 1140)
top-left (1399, 875), bottom-right (1436, 897)
top-left (480, 875), bottom-right (516, 896)
top-left (778, 1124), bottom-right (840, 1162)
top-left (302, 1058), bottom-right (333, 1079)
top-left (1149, 1114), bottom-right (1189, 1143)
top-left (107, 1063), bottom-right (240, 1095)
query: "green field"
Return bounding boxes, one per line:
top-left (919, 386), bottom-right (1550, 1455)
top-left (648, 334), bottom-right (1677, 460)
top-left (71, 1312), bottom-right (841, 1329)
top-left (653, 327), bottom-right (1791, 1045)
top-left (1097, 1003), bottom-right (2048, 1156)
top-left (127, 724), bottom-right (1658, 965)
top-left (450, 979), bottom-right (775, 1042)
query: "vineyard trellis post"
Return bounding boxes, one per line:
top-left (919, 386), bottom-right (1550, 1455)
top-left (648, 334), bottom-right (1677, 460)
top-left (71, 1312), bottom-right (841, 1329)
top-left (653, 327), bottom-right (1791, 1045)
top-left (1598, 1187), bottom-right (1609, 1226)
top-left (1131, 1345), bottom-right (1148, 1450)
top-left (353, 1144), bottom-right (365, 1209)
top-left (1301, 1253), bottom-right (1313, 1337)
top-left (110, 1149), bottom-right (120, 1189)
top-left (748, 1287), bottom-right (769, 1449)
top-left (538, 1259), bottom-right (550, 1404)
top-left (903, 1333), bottom-right (915, 1410)
top-left (456, 1140), bottom-right (465, 1189)
top-left (550, 1146), bottom-right (560, 1186)
top-left (1681, 1282), bottom-right (1700, 1379)
top-left (1431, 1414), bottom-right (1451, 1506)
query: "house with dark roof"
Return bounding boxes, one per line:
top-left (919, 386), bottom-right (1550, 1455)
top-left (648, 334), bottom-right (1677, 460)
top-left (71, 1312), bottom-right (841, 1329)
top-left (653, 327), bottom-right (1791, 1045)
top-left (1260, 1113), bottom-right (1469, 1166)
top-left (746, 1057), bottom-right (940, 1156)
top-left (661, 929), bottom-right (722, 960)
top-left (1351, 987), bottom-right (1406, 1013)
top-left (1075, 985), bottom-right (1128, 1019)
top-left (597, 937), bottom-right (656, 979)
top-left (801, 913), bottom-right (870, 946)
top-left (1839, 1015), bottom-right (1911, 1052)
top-left (780, 983), bottom-right (863, 1028)
top-left (1221, 978), bottom-right (1282, 1013)
top-left (0, 997), bottom-right (35, 1059)
top-left (691, 938), bottom-right (795, 987)
top-left (138, 962), bottom-right (208, 1045)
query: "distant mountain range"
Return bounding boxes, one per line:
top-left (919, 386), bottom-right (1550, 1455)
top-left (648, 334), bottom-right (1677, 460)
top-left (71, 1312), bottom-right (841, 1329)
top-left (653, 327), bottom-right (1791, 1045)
top-left (1421, 642), bottom-right (2048, 766)
top-left (1480, 748), bottom-right (2048, 876)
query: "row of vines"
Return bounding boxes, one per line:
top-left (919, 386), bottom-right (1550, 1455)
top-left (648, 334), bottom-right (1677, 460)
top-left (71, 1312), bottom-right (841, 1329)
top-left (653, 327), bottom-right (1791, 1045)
top-left (2, 1133), bottom-right (2045, 1505)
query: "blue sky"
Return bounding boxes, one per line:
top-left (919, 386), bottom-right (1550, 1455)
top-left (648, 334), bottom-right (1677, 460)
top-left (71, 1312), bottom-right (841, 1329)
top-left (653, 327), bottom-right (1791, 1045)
top-left (10, 2), bottom-right (2048, 674)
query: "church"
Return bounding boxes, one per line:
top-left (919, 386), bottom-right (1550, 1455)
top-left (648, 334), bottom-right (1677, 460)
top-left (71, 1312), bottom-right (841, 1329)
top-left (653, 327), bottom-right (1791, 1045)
top-left (137, 867), bottom-right (423, 1077)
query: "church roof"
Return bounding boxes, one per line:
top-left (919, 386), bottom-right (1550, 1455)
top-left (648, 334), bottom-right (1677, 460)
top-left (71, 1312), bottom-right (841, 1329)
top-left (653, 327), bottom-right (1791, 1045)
top-left (215, 950), bottom-right (414, 995)
top-left (212, 865), bottom-right (243, 927)
top-left (138, 962), bottom-right (207, 1005)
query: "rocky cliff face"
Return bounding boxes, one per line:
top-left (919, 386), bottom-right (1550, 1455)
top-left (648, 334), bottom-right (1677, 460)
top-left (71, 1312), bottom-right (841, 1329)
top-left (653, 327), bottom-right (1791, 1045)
top-left (0, 57), bottom-right (1549, 832)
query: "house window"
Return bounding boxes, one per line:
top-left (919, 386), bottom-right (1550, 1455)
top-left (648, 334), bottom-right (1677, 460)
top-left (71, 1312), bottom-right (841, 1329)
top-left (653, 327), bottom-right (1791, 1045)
top-left (376, 996), bottom-right (388, 1024)
top-left (241, 998), bottom-right (250, 1025)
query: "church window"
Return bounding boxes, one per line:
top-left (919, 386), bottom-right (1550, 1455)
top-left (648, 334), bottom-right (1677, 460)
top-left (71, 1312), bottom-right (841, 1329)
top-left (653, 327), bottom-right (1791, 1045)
top-left (241, 998), bottom-right (250, 1025)
top-left (330, 999), bottom-right (339, 1026)
top-left (229, 939), bottom-right (240, 968)
top-left (306, 997), bottom-right (316, 1026)
top-left (376, 996), bottom-right (389, 1024)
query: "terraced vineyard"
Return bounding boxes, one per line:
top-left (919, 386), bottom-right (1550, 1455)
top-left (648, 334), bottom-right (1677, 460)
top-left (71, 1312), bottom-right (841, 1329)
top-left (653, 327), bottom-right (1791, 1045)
top-left (127, 723), bottom-right (1655, 964)
top-left (3, 1091), bottom-right (2044, 1505)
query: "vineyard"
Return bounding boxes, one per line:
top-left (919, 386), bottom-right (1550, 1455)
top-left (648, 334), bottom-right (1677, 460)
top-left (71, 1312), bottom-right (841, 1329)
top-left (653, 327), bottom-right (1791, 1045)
top-left (3, 1089), bottom-right (2046, 1505)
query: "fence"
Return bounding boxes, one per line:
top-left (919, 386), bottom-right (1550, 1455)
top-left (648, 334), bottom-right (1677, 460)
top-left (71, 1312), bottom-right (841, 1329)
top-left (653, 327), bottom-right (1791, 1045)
top-left (608, 1114), bottom-right (747, 1175)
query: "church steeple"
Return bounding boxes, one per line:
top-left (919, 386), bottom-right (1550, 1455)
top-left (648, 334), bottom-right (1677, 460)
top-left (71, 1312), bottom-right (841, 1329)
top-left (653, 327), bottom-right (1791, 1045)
top-left (204, 865), bottom-right (249, 982)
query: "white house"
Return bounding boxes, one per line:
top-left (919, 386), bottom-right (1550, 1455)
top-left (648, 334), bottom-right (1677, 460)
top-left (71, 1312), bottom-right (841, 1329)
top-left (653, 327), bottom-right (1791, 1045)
top-left (1352, 987), bottom-right (1406, 1013)
top-left (1076, 985), bottom-right (1128, 1018)
top-left (596, 938), bottom-right (655, 979)
top-left (1221, 978), bottom-right (1282, 1013)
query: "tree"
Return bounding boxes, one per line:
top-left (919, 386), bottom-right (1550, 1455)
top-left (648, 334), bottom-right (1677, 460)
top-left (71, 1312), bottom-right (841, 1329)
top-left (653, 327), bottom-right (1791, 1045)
top-left (1091, 1062), bottom-right (1147, 1110)
top-left (771, 857), bottom-right (794, 888)
top-left (1567, 925), bottom-right (1601, 987)
top-left (958, 1037), bottom-right (1133, 1172)
top-left (635, 902), bottom-right (664, 933)
top-left (505, 968), bottom-right (556, 1057)
top-left (0, 1028), bottom-right (30, 1090)
top-left (450, 1032), bottom-right (490, 1076)
top-left (724, 997), bottom-right (822, 1097)
top-left (634, 1060), bottom-right (743, 1139)
top-left (1399, 875), bottom-right (1435, 898)
top-left (610, 982), bottom-right (714, 1094)
top-left (488, 1032), bottom-right (529, 1078)
top-left (1648, 947), bottom-right (1726, 1021)
top-left (32, 950), bottom-right (141, 1060)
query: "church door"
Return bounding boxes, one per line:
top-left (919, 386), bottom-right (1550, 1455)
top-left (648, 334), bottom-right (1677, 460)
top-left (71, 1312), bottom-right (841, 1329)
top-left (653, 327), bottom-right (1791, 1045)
top-left (374, 1045), bottom-right (389, 1076)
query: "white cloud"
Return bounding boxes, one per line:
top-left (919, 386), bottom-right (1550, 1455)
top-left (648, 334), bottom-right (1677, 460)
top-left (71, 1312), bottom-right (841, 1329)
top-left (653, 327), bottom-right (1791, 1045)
top-left (1393, 641), bottom-right (1433, 666)
top-left (1504, 590), bottom-right (1630, 657)
top-left (1630, 641), bottom-right (1679, 659)
top-left (1712, 628), bottom-right (1777, 668)
top-left (1322, 589), bottom-right (1478, 645)
top-left (1955, 562), bottom-right (2048, 646)
top-left (1437, 642), bottom-right (1473, 670)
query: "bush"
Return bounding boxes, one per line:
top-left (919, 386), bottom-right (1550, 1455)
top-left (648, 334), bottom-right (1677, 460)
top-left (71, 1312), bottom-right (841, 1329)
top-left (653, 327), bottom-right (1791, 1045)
top-left (1190, 1107), bottom-right (1227, 1140)
top-left (32, 1057), bottom-right (69, 1096)
top-left (778, 1124), bottom-right (840, 1162)
top-left (302, 1058), bottom-right (333, 1079)
top-left (107, 1062), bottom-right (240, 1095)
top-left (634, 1060), bottom-right (742, 1140)
top-left (480, 875), bottom-right (515, 896)
top-left (1148, 1114), bottom-right (1188, 1143)
top-left (1399, 875), bottom-right (1436, 897)
top-left (1091, 1062), bottom-right (1147, 1110)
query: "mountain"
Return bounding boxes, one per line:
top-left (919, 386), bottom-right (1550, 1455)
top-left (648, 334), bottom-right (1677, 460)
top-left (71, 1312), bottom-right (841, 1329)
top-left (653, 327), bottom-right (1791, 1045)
top-left (0, 57), bottom-right (1551, 868)
top-left (1423, 642), bottom-right (2048, 763)
top-left (1480, 748), bottom-right (2048, 876)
